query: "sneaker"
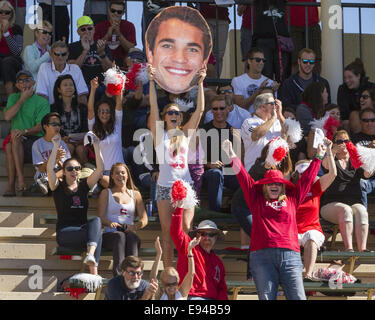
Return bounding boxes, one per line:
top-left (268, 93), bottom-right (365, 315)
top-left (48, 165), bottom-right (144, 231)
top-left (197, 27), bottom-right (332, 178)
top-left (36, 178), bottom-right (49, 195)
top-left (83, 253), bottom-right (96, 266)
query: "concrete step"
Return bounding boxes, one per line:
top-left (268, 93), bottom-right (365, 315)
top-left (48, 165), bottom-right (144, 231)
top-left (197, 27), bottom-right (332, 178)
top-left (0, 292), bottom-right (96, 300)
top-left (0, 211), bottom-right (34, 228)
top-left (0, 275), bottom-right (57, 292)
top-left (0, 243), bottom-right (45, 259)
top-left (0, 227), bottom-right (52, 238)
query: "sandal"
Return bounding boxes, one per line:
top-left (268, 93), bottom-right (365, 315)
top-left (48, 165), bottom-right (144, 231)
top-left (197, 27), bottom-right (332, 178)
top-left (361, 249), bottom-right (374, 253)
top-left (16, 185), bottom-right (27, 192)
top-left (2, 190), bottom-right (16, 197)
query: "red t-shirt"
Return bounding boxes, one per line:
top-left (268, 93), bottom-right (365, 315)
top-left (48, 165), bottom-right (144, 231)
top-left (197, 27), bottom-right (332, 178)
top-left (0, 27), bottom-right (15, 55)
top-left (199, 3), bottom-right (230, 22)
top-left (94, 20), bottom-right (136, 66)
top-left (241, 5), bottom-right (253, 30)
top-left (170, 207), bottom-right (228, 300)
top-left (289, 0), bottom-right (319, 27)
top-left (232, 156), bottom-right (321, 253)
top-left (9, 0), bottom-right (26, 7)
top-left (296, 180), bottom-right (324, 235)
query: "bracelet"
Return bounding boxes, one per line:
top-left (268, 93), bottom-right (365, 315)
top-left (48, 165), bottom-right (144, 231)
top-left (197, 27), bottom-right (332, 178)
top-left (314, 154), bottom-right (323, 161)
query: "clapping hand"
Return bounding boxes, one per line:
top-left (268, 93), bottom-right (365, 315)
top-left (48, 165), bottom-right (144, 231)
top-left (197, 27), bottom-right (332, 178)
top-left (188, 237), bottom-right (200, 255)
top-left (155, 236), bottom-right (162, 256)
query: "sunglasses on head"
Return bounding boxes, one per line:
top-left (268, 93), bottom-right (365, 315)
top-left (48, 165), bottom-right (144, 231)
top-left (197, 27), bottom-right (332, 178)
top-left (166, 110), bottom-right (180, 116)
top-left (80, 26), bottom-right (94, 32)
top-left (0, 10), bottom-right (11, 15)
top-left (53, 51), bottom-right (68, 57)
top-left (38, 29), bottom-right (52, 36)
top-left (301, 58), bottom-right (316, 65)
top-left (126, 270), bottom-right (143, 277)
top-left (219, 89), bottom-right (233, 94)
top-left (163, 281), bottom-right (178, 287)
top-left (361, 118), bottom-right (375, 123)
top-left (48, 122), bottom-right (61, 127)
top-left (66, 166), bottom-right (81, 172)
top-left (335, 139), bottom-right (349, 144)
top-left (110, 8), bottom-right (123, 15)
top-left (360, 94), bottom-right (370, 99)
top-left (250, 57), bottom-right (266, 63)
top-left (212, 107), bottom-right (226, 111)
top-left (198, 231), bottom-right (218, 238)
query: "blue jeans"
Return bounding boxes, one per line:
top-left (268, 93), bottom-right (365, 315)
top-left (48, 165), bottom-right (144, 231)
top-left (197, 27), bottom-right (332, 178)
top-left (231, 205), bottom-right (253, 237)
top-left (56, 217), bottom-right (102, 266)
top-left (250, 248), bottom-right (306, 300)
top-left (360, 178), bottom-right (375, 209)
top-left (203, 168), bottom-right (240, 212)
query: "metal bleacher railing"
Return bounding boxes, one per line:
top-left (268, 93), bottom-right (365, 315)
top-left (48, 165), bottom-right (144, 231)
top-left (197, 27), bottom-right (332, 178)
top-left (23, 0), bottom-right (375, 86)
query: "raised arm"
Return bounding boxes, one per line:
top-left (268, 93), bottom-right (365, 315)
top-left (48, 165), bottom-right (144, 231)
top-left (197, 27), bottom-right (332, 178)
top-left (88, 77), bottom-right (98, 120)
top-left (86, 134), bottom-right (104, 189)
top-left (149, 236), bottom-right (162, 282)
top-left (46, 134), bottom-right (62, 191)
top-left (183, 68), bottom-right (206, 132)
top-left (318, 139), bottom-right (337, 191)
top-left (179, 237), bottom-right (200, 298)
top-left (147, 65), bottom-right (161, 142)
top-left (115, 88), bottom-right (124, 111)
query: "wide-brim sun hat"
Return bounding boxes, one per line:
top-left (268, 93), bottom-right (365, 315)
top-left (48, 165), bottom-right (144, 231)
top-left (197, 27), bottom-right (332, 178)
top-left (254, 169), bottom-right (295, 189)
top-left (192, 220), bottom-right (225, 241)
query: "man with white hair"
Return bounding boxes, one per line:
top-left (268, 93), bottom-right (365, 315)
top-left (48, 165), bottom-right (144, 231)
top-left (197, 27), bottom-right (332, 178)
top-left (105, 255), bottom-right (158, 300)
top-left (241, 93), bottom-right (284, 171)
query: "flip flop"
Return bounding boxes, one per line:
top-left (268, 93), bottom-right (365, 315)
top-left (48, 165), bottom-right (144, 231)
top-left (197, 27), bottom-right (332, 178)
top-left (3, 190), bottom-right (16, 197)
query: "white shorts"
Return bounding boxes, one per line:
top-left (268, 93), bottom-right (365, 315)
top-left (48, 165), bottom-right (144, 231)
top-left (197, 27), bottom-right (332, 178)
top-left (298, 230), bottom-right (325, 249)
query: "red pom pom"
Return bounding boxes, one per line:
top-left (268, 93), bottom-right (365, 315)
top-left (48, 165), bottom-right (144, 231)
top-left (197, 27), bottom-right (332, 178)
top-left (125, 63), bottom-right (142, 91)
top-left (65, 287), bottom-right (87, 300)
top-left (345, 141), bottom-right (363, 169)
top-left (323, 116), bottom-right (341, 140)
top-left (171, 180), bottom-right (187, 201)
top-left (273, 146), bottom-right (287, 162)
top-left (106, 82), bottom-right (124, 96)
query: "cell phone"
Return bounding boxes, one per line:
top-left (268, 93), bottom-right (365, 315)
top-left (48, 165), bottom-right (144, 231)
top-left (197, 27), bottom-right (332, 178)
top-left (116, 224), bottom-right (127, 232)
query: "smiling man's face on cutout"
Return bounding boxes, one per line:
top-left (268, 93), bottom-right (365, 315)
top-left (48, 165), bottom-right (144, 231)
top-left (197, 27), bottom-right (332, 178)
top-left (146, 12), bottom-right (210, 94)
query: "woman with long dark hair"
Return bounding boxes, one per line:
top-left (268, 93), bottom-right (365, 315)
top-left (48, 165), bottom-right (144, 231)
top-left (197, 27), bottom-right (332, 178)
top-left (349, 86), bottom-right (375, 134)
top-left (97, 162), bottom-right (148, 277)
top-left (51, 74), bottom-right (89, 164)
top-left (88, 77), bottom-right (124, 187)
top-left (47, 132), bottom-right (104, 275)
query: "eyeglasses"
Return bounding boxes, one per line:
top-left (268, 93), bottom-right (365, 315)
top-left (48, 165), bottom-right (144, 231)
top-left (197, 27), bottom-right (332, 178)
top-left (265, 101), bottom-right (276, 106)
top-left (361, 118), bottom-right (375, 123)
top-left (335, 139), bottom-right (349, 144)
top-left (219, 89), bottom-right (233, 94)
top-left (126, 270), bottom-right (143, 277)
top-left (360, 94), bottom-right (370, 100)
top-left (66, 166), bottom-right (81, 172)
top-left (99, 109), bottom-right (111, 115)
top-left (212, 107), bottom-right (226, 111)
top-left (267, 182), bottom-right (282, 187)
top-left (198, 231), bottom-right (218, 238)
top-left (48, 122), bottom-right (61, 127)
top-left (110, 8), bottom-right (124, 15)
top-left (249, 57), bottom-right (266, 63)
top-left (0, 10), bottom-right (11, 15)
top-left (80, 26), bottom-right (94, 32)
top-left (166, 110), bottom-right (180, 116)
top-left (53, 51), bottom-right (68, 57)
top-left (301, 59), bottom-right (316, 65)
top-left (38, 29), bottom-right (52, 36)
top-left (163, 282), bottom-right (178, 287)
top-left (17, 78), bottom-right (33, 84)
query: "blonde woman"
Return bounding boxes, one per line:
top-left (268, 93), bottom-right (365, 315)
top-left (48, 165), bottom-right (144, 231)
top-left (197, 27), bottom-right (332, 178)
top-left (147, 65), bottom-right (206, 268)
top-left (150, 236), bottom-right (200, 300)
top-left (0, 0), bottom-right (23, 96)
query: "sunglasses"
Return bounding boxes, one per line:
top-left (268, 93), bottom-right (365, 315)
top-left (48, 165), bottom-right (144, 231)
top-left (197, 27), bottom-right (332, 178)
top-left (0, 10), bottom-right (11, 15)
top-left (80, 26), bottom-right (94, 32)
top-left (66, 166), bottom-right (81, 172)
top-left (267, 182), bottom-right (282, 187)
top-left (335, 139), bottom-right (349, 144)
top-left (265, 101), bottom-right (276, 106)
top-left (198, 231), bottom-right (218, 238)
top-left (110, 8), bottom-right (124, 15)
top-left (17, 78), bottom-right (33, 84)
top-left (212, 107), bottom-right (226, 111)
top-left (301, 59), bottom-right (316, 65)
top-left (361, 118), bottom-right (375, 123)
top-left (38, 29), bottom-right (52, 36)
top-left (166, 110), bottom-right (180, 116)
top-left (99, 109), bottom-right (111, 115)
top-left (48, 122), bottom-right (61, 127)
top-left (163, 282), bottom-right (178, 287)
top-left (360, 94), bottom-right (370, 99)
top-left (249, 57), bottom-right (266, 63)
top-left (126, 270), bottom-right (143, 277)
top-left (219, 89), bottom-right (233, 94)
top-left (53, 51), bottom-right (68, 57)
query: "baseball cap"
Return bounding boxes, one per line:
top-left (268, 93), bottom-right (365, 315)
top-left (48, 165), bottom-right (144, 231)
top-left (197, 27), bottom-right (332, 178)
top-left (128, 48), bottom-right (146, 62)
top-left (16, 70), bottom-right (33, 80)
top-left (77, 16), bottom-right (94, 29)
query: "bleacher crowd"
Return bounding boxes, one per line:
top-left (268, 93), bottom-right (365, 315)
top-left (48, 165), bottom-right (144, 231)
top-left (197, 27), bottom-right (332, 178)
top-left (1, 0), bottom-right (375, 300)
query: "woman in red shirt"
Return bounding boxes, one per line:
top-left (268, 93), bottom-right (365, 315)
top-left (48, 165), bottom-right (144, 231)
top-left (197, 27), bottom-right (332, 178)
top-left (223, 138), bottom-right (325, 300)
top-left (292, 139), bottom-right (336, 281)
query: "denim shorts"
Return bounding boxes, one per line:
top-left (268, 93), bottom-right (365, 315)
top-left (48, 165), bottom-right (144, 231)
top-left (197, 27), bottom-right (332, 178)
top-left (157, 185), bottom-right (171, 201)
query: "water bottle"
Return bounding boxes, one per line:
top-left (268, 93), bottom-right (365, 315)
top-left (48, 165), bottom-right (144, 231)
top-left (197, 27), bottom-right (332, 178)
top-left (146, 200), bottom-right (153, 217)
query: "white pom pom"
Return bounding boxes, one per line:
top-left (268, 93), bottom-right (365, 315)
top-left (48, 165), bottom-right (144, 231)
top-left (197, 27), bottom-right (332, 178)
top-left (103, 66), bottom-right (126, 86)
top-left (356, 144), bottom-right (375, 174)
top-left (68, 273), bottom-right (103, 292)
top-left (135, 63), bottom-right (149, 85)
top-left (310, 112), bottom-right (330, 132)
top-left (265, 137), bottom-right (289, 167)
top-left (174, 98), bottom-right (194, 113)
top-left (284, 118), bottom-right (303, 144)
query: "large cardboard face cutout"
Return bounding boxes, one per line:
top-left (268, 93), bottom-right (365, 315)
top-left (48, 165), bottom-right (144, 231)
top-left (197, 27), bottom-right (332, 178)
top-left (145, 6), bottom-right (212, 95)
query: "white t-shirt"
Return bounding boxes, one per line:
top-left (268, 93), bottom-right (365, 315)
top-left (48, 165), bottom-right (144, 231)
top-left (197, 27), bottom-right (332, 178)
top-left (231, 73), bottom-right (273, 114)
top-left (32, 137), bottom-right (71, 182)
top-left (36, 62), bottom-right (89, 105)
top-left (88, 109), bottom-right (124, 171)
top-left (204, 104), bottom-right (251, 129)
top-left (241, 114), bottom-right (282, 171)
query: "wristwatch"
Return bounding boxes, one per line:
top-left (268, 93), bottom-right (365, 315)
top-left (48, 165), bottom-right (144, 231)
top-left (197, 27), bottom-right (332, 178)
top-left (23, 129), bottom-right (28, 135)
